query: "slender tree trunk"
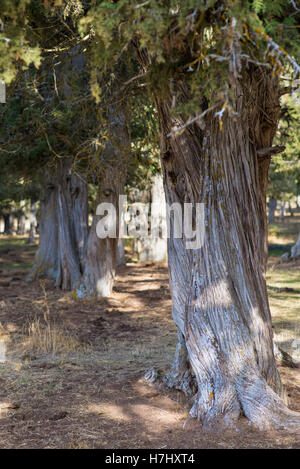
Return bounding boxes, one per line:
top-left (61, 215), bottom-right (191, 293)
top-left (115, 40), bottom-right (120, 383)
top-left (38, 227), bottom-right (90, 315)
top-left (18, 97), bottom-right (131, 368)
top-left (279, 201), bottom-right (286, 221)
top-left (78, 103), bottom-right (130, 297)
top-left (3, 213), bottom-right (12, 234)
top-left (268, 198), bottom-right (277, 223)
top-left (18, 201), bottom-right (26, 236)
top-left (154, 67), bottom-right (300, 431)
top-left (134, 175), bottom-right (167, 262)
top-left (149, 174), bottom-right (167, 261)
top-left (28, 200), bottom-right (37, 244)
top-left (288, 202), bottom-right (294, 217)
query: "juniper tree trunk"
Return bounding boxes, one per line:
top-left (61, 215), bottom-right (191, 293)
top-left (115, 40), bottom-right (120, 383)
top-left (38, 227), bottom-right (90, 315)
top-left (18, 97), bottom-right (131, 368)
top-left (55, 164), bottom-right (88, 290)
top-left (27, 183), bottom-right (59, 281)
top-left (79, 104), bottom-right (130, 297)
top-left (79, 173), bottom-right (120, 297)
top-left (156, 67), bottom-right (300, 431)
top-left (28, 169), bottom-right (88, 289)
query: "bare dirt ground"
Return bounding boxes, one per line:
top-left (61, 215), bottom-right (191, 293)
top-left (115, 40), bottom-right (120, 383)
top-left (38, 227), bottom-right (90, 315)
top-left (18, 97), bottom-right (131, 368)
top-left (0, 240), bottom-right (299, 448)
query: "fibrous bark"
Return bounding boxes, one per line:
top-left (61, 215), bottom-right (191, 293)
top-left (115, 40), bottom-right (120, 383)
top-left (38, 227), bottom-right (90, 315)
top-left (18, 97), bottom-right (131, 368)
top-left (27, 166), bottom-right (88, 290)
top-left (154, 67), bottom-right (300, 431)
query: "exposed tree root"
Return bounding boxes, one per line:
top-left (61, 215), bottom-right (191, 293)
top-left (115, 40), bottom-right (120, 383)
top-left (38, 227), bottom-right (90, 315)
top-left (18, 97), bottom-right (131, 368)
top-left (163, 331), bottom-right (197, 396)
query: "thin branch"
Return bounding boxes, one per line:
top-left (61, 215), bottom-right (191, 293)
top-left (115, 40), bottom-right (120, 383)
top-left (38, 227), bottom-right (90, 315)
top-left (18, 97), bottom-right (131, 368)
top-left (279, 86), bottom-right (293, 96)
top-left (123, 72), bottom-right (147, 87)
top-left (167, 104), bottom-right (219, 137)
top-left (257, 145), bottom-right (285, 158)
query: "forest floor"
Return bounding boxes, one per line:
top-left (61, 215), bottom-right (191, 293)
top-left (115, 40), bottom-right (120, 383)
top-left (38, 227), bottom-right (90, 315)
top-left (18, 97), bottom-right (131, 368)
top-left (0, 217), bottom-right (299, 449)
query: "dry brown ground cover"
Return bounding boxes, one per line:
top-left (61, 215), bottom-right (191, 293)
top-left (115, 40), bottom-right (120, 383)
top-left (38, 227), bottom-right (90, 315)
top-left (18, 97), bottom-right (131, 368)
top-left (0, 236), bottom-right (299, 448)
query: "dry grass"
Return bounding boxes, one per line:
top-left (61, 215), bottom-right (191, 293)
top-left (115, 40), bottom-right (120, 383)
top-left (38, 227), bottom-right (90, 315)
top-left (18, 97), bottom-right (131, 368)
top-left (19, 280), bottom-right (88, 357)
top-left (0, 233), bottom-right (299, 448)
top-left (22, 318), bottom-right (83, 356)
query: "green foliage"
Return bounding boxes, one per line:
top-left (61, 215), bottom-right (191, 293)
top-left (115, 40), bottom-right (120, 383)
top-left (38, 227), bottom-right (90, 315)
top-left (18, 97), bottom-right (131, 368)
top-left (269, 93), bottom-right (300, 201)
top-left (0, 0), bottom-right (41, 83)
top-left (76, 0), bottom-right (300, 122)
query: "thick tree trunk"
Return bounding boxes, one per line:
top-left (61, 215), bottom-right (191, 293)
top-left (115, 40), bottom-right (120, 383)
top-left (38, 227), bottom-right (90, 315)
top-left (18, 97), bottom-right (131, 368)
top-left (27, 167), bottom-right (88, 290)
top-left (28, 200), bottom-right (37, 244)
top-left (78, 103), bottom-right (130, 297)
top-left (155, 68), bottom-right (300, 431)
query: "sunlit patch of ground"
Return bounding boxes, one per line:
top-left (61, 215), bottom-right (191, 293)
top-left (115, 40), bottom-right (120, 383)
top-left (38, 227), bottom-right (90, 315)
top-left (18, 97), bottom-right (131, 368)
top-left (0, 220), bottom-right (299, 448)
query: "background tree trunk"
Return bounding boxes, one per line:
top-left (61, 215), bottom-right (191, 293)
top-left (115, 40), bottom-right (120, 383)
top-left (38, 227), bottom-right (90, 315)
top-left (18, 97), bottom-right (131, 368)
top-left (27, 166), bottom-right (88, 290)
top-left (28, 200), bottom-right (37, 244)
top-left (17, 201), bottom-right (26, 236)
top-left (155, 67), bottom-right (300, 431)
top-left (135, 174), bottom-right (168, 262)
top-left (268, 198), bottom-right (277, 223)
top-left (279, 201), bottom-right (286, 221)
top-left (78, 103), bottom-right (130, 297)
top-left (3, 213), bottom-right (12, 234)
top-left (116, 237), bottom-right (126, 266)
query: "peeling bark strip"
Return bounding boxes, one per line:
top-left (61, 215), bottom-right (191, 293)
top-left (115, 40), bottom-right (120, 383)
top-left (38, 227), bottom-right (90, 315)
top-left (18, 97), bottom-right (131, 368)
top-left (154, 67), bottom-right (300, 430)
top-left (78, 102), bottom-right (130, 298)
